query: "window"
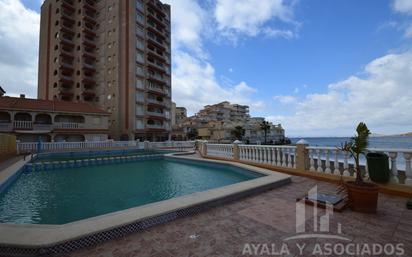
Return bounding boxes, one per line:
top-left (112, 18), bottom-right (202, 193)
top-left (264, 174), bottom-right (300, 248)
top-left (136, 66), bottom-right (144, 76)
top-left (135, 79), bottom-right (144, 89)
top-left (136, 13), bottom-right (144, 24)
top-left (136, 52), bottom-right (144, 63)
top-left (136, 39), bottom-right (144, 50)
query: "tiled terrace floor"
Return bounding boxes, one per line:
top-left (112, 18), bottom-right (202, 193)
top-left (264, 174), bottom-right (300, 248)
top-left (63, 174), bottom-right (412, 257)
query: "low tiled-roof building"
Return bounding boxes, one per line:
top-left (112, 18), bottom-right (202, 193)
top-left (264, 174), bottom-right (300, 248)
top-left (0, 96), bottom-right (110, 142)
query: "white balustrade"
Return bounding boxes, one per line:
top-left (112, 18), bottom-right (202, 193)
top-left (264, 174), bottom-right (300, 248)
top-left (17, 140), bottom-right (196, 153)
top-left (206, 144), bottom-right (233, 158)
top-left (236, 145), bottom-right (296, 168)
top-left (13, 120), bottom-right (33, 129)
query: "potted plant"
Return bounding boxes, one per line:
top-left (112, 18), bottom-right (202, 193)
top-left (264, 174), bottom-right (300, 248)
top-left (340, 122), bottom-right (379, 213)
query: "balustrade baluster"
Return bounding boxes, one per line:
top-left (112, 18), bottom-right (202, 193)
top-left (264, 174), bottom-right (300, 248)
top-left (389, 152), bottom-right (400, 184)
top-left (281, 149), bottom-right (287, 167)
top-left (333, 150), bottom-right (340, 174)
top-left (287, 149), bottom-right (293, 168)
top-left (404, 153), bottom-right (412, 185)
top-left (317, 149), bottom-right (323, 172)
top-left (265, 148), bottom-right (269, 164)
top-left (325, 149), bottom-right (331, 173)
top-left (276, 149), bottom-right (281, 166)
top-left (272, 148), bottom-right (276, 166)
top-left (292, 148), bottom-right (298, 169)
top-left (309, 149), bottom-right (315, 171)
top-left (343, 152), bottom-right (350, 176)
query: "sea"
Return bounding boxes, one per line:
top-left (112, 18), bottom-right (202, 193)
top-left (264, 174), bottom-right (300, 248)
top-left (290, 136), bottom-right (412, 150)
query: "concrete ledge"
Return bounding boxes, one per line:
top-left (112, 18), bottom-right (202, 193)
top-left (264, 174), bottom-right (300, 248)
top-left (0, 155), bottom-right (290, 256)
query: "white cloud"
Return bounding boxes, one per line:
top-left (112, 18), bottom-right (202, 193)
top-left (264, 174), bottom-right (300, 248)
top-left (214, 0), bottom-right (298, 40)
top-left (274, 95), bottom-right (297, 104)
top-left (162, 0), bottom-right (208, 56)
top-left (161, 0), bottom-right (262, 114)
top-left (393, 0), bottom-right (412, 14)
top-left (172, 52), bottom-right (259, 114)
top-left (405, 23), bottom-right (412, 37)
top-left (0, 0), bottom-right (39, 97)
top-left (267, 50), bottom-right (412, 136)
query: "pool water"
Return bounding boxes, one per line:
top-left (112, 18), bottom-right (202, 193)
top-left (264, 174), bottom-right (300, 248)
top-left (0, 158), bottom-right (262, 224)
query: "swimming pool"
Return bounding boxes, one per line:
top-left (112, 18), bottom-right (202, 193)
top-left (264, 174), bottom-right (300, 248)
top-left (0, 158), bottom-right (262, 224)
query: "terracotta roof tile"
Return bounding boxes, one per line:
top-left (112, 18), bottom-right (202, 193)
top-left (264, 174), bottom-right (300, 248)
top-left (0, 97), bottom-right (109, 115)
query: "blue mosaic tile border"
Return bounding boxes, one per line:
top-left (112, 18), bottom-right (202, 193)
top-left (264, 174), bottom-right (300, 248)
top-left (0, 178), bottom-right (291, 257)
top-left (24, 154), bottom-right (164, 172)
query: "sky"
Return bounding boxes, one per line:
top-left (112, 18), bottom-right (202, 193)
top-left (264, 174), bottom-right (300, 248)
top-left (0, 0), bottom-right (412, 137)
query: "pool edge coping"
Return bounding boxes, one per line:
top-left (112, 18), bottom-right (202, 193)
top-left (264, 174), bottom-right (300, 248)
top-left (0, 154), bottom-right (291, 250)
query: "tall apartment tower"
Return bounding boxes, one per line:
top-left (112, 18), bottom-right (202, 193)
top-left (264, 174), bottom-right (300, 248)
top-left (38, 0), bottom-right (172, 141)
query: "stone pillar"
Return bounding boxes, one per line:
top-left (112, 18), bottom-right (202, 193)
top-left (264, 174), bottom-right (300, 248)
top-left (144, 140), bottom-right (150, 150)
top-left (296, 139), bottom-right (309, 172)
top-left (233, 140), bottom-right (241, 161)
top-left (201, 141), bottom-right (208, 156)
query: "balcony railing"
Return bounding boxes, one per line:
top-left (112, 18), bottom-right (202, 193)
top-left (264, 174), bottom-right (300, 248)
top-left (33, 124), bottom-right (53, 131)
top-left (146, 111), bottom-right (165, 118)
top-left (0, 122), bottom-right (12, 132)
top-left (54, 122), bottom-right (84, 129)
top-left (147, 98), bottom-right (167, 106)
top-left (13, 121), bottom-right (33, 130)
top-left (146, 124), bottom-right (165, 129)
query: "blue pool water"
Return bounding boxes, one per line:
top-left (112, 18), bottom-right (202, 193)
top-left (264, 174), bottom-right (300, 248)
top-left (0, 158), bottom-right (262, 225)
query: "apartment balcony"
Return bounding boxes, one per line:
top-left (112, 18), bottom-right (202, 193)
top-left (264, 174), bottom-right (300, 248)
top-left (62, 0), bottom-right (74, 5)
top-left (59, 74), bottom-right (74, 85)
top-left (147, 74), bottom-right (166, 85)
top-left (147, 48), bottom-right (166, 62)
top-left (147, 98), bottom-right (167, 107)
top-left (13, 121), bottom-right (33, 130)
top-left (147, 0), bottom-right (167, 15)
top-left (147, 37), bottom-right (165, 51)
top-left (81, 75), bottom-right (96, 85)
top-left (148, 63), bottom-right (166, 75)
top-left (61, 1), bottom-right (75, 13)
top-left (82, 12), bottom-right (96, 24)
top-left (60, 25), bottom-right (75, 36)
top-left (60, 37), bottom-right (75, 48)
top-left (54, 122), bottom-right (85, 129)
top-left (59, 90), bottom-right (74, 101)
top-left (83, 2), bottom-right (96, 13)
top-left (0, 122), bottom-right (13, 132)
top-left (147, 11), bottom-right (167, 28)
top-left (82, 90), bottom-right (96, 101)
top-left (146, 123), bottom-right (165, 130)
top-left (147, 22), bottom-right (166, 38)
top-left (61, 12), bottom-right (75, 24)
top-left (146, 111), bottom-right (165, 118)
top-left (82, 37), bottom-right (96, 48)
top-left (82, 52), bottom-right (96, 60)
top-left (82, 25), bottom-right (96, 37)
top-left (82, 62), bottom-right (96, 72)
top-left (59, 61), bottom-right (74, 72)
top-left (59, 48), bottom-right (74, 59)
top-left (33, 124), bottom-right (53, 131)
